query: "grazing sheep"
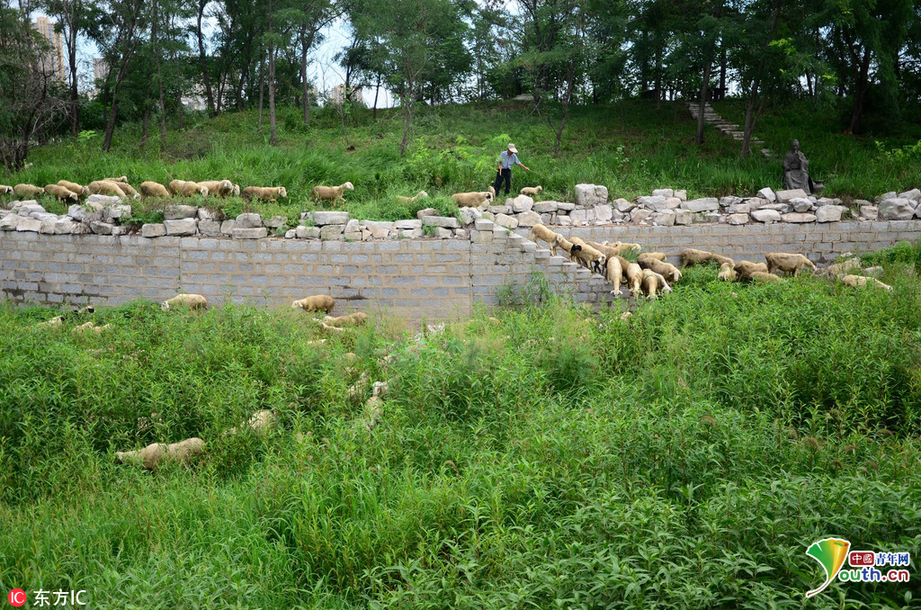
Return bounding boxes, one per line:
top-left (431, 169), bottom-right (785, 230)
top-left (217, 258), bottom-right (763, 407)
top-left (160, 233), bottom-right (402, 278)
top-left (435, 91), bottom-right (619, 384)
top-left (718, 262), bottom-right (737, 282)
top-left (552, 235), bottom-right (582, 259)
top-left (839, 274), bottom-right (892, 292)
top-left (765, 252), bottom-right (817, 276)
top-left (57, 180), bottom-right (88, 196)
top-left (637, 252), bottom-right (667, 264)
top-left (587, 241), bottom-right (622, 261)
top-left (625, 262), bottom-right (644, 296)
top-left (224, 410), bottom-right (276, 437)
top-left (750, 271), bottom-right (783, 284)
top-left (161, 293), bottom-right (208, 312)
top-left (823, 257), bottom-right (861, 277)
top-left (602, 241), bottom-right (642, 256)
top-left (487, 185), bottom-right (496, 198)
top-left (310, 183), bottom-right (353, 204)
top-left (13, 184), bottom-right (44, 198)
top-left (451, 191), bottom-right (494, 208)
top-left (243, 185), bottom-right (287, 201)
top-left (734, 261), bottom-right (769, 281)
top-left (71, 321), bottom-right (110, 334)
top-left (168, 180), bottom-right (209, 197)
top-left (527, 224), bottom-right (560, 250)
top-left (116, 437), bottom-right (205, 470)
top-left (0, 184), bottom-right (13, 195)
top-left (641, 268), bottom-right (672, 299)
top-left (44, 184), bottom-right (79, 202)
top-left (396, 190), bottom-right (428, 203)
top-left (231, 184), bottom-right (241, 196)
top-left (140, 181), bottom-right (171, 199)
top-left (638, 256), bottom-right (682, 283)
top-left (292, 295), bottom-right (335, 314)
top-left (519, 186), bottom-right (543, 197)
top-left (35, 316), bottom-right (64, 328)
top-left (198, 180), bottom-right (235, 198)
top-left (605, 255), bottom-right (623, 294)
top-left (569, 237), bottom-right (606, 273)
top-left (680, 248), bottom-right (734, 268)
top-left (324, 312), bottom-right (368, 327)
top-left (112, 182), bottom-right (139, 198)
top-left (88, 180), bottom-right (126, 197)
top-left (105, 176), bottom-right (129, 183)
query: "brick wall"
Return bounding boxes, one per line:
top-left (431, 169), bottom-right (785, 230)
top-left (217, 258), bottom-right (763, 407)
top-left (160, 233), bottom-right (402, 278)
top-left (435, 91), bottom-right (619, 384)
top-left (3, 219), bottom-right (921, 322)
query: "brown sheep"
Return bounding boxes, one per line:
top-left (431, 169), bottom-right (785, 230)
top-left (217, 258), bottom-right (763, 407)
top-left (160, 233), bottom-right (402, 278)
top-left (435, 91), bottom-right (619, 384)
top-left (13, 184), bottom-right (45, 198)
top-left (292, 295), bottom-right (335, 314)
top-left (638, 256), bottom-right (682, 283)
top-left (310, 183), bottom-right (353, 204)
top-left (57, 180), bottom-right (88, 197)
top-left (765, 252), bottom-right (817, 277)
top-left (451, 191), bottom-right (493, 208)
top-left (140, 181), bottom-right (171, 199)
top-left (198, 180), bottom-right (235, 197)
top-left (734, 261), bottom-right (769, 281)
top-left (88, 180), bottom-right (127, 197)
top-left (750, 271), bottom-right (783, 284)
top-left (641, 268), bottom-right (672, 299)
top-left (605, 255), bottom-right (623, 294)
top-left (680, 248), bottom-right (734, 268)
top-left (243, 186), bottom-right (287, 201)
top-left (161, 293), bottom-right (208, 312)
top-left (44, 184), bottom-right (79, 202)
top-left (527, 224), bottom-right (560, 250)
top-left (168, 180), bottom-right (209, 197)
top-left (325, 312), bottom-right (369, 327)
top-left (718, 262), bottom-right (737, 282)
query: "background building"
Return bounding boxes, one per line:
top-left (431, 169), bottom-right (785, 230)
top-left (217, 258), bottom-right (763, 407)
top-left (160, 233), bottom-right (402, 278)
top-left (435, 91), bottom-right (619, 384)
top-left (33, 16), bottom-right (67, 83)
top-left (329, 84), bottom-right (363, 105)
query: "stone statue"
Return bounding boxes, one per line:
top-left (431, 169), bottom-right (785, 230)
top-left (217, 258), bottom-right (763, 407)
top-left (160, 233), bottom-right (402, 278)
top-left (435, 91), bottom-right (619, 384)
top-left (782, 139), bottom-right (815, 194)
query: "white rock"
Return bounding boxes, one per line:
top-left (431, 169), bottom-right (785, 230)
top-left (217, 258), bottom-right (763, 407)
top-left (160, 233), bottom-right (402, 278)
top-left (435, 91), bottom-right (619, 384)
top-left (435, 227), bottom-right (453, 238)
top-left (164, 204), bottom-right (198, 220)
top-left (630, 209), bottom-right (652, 224)
top-left (296, 226), bottom-right (322, 239)
top-left (533, 201), bottom-right (558, 213)
top-left (720, 196), bottom-right (742, 207)
top-left (199, 220), bottom-right (222, 236)
top-left (86, 194), bottom-right (122, 207)
top-left (454, 229), bottom-right (468, 239)
top-left (637, 195), bottom-right (667, 211)
top-left (15, 217), bottom-right (42, 232)
top-left (320, 225), bottom-right (344, 240)
top-left (494, 214), bottom-right (519, 229)
top-left (574, 184), bottom-right (608, 207)
top-left (140, 223), bottom-right (166, 238)
top-left (220, 219), bottom-right (236, 235)
top-left (727, 202), bottom-right (751, 214)
top-left (879, 198), bottom-right (915, 220)
top-left (67, 202), bottom-right (104, 222)
top-left (164, 218), bottom-right (198, 236)
top-left (569, 208), bottom-right (594, 225)
top-left (394, 219), bottom-right (422, 230)
top-left (652, 211), bottom-right (676, 226)
top-left (264, 215), bottom-right (287, 229)
top-left (510, 195), bottom-right (534, 213)
top-left (345, 219), bottom-right (361, 234)
top-left (103, 204), bottom-right (131, 223)
top-left (674, 209), bottom-right (693, 225)
top-left (816, 206), bottom-right (845, 223)
top-left (781, 213), bottom-right (817, 223)
top-left (421, 216), bottom-right (460, 229)
top-left (674, 190), bottom-right (688, 201)
top-left (776, 189), bottom-right (808, 203)
top-left (614, 198), bottom-right (634, 213)
top-left (198, 208), bottom-right (221, 221)
top-left (791, 198), bottom-right (813, 213)
top-left (556, 202), bottom-right (576, 212)
top-left (898, 188), bottom-right (921, 202)
top-left (53, 218), bottom-right (77, 234)
top-left (0, 215), bottom-right (20, 230)
top-left (728, 213), bottom-right (749, 225)
top-left (285, 229), bottom-right (296, 239)
top-left (758, 187), bottom-right (776, 202)
top-left (361, 221), bottom-right (393, 239)
top-left (681, 198), bottom-right (719, 212)
top-left (859, 206), bottom-right (878, 221)
top-left (235, 213), bottom-right (262, 228)
top-left (594, 204), bottom-right (613, 224)
top-left (516, 211), bottom-right (542, 227)
top-left (416, 207), bottom-right (438, 219)
top-left (314, 211), bottom-right (350, 226)
top-left (90, 221), bottom-right (114, 234)
top-left (652, 188), bottom-right (674, 198)
top-left (876, 191), bottom-right (897, 203)
top-left (751, 209), bottom-right (781, 223)
top-left (665, 197), bottom-right (682, 209)
top-left (458, 207), bottom-right (482, 225)
top-left (233, 227), bottom-right (268, 239)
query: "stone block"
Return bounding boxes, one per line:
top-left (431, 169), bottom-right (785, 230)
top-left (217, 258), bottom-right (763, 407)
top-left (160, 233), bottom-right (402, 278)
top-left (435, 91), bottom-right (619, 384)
top-left (198, 220), bottom-right (223, 236)
top-left (569, 208), bottom-right (594, 225)
top-left (898, 188), bottom-right (921, 202)
top-left (422, 216), bottom-right (461, 229)
top-left (751, 209), bottom-right (781, 224)
top-left (314, 211), bottom-right (350, 226)
top-left (791, 198), bottom-right (813, 213)
top-left (782, 213), bottom-right (817, 223)
top-left (86, 194), bottom-right (122, 207)
top-left (533, 201), bottom-right (558, 213)
top-left (557, 202), bottom-right (576, 212)
top-left (613, 198), bottom-right (634, 213)
top-left (516, 211), bottom-right (542, 227)
top-left (674, 209), bottom-right (693, 225)
top-left (758, 187), bottom-right (776, 202)
top-left (776, 188), bottom-right (808, 203)
top-left (474, 219), bottom-right (495, 230)
top-left (164, 218), bottom-right (198, 236)
top-left (233, 227), bottom-right (268, 239)
top-left (652, 188), bottom-right (674, 198)
top-left (681, 198), bottom-right (719, 212)
top-left (320, 225), bottom-right (345, 240)
top-left (594, 205), bottom-right (613, 224)
top-left (235, 213), bottom-right (263, 228)
top-left (879, 198), bottom-right (915, 220)
top-left (510, 195), bottom-right (534, 213)
top-left (574, 183), bottom-right (608, 207)
top-left (859, 206), bottom-right (878, 221)
top-left (394, 219), bottom-right (422, 230)
top-left (264, 215), bottom-right (287, 229)
top-left (139, 223), bottom-right (166, 238)
top-left (674, 190), bottom-right (688, 201)
top-left (652, 211), bottom-right (676, 226)
top-left (361, 221), bottom-right (392, 239)
top-left (727, 213), bottom-right (749, 225)
top-left (458, 206), bottom-right (482, 225)
top-left (220, 219), bottom-right (236, 235)
top-left (495, 214), bottom-right (519, 229)
top-left (637, 195), bottom-right (667, 211)
top-left (630, 208), bottom-right (652, 224)
top-left (296, 226), bottom-right (321, 239)
top-left (665, 197), bottom-right (682, 209)
top-left (816, 206), bottom-right (845, 223)
top-left (164, 204), bottom-right (198, 219)
top-left (90, 221), bottom-right (114, 234)
top-left (15, 217), bottom-right (42, 232)
top-left (416, 207), bottom-right (438, 219)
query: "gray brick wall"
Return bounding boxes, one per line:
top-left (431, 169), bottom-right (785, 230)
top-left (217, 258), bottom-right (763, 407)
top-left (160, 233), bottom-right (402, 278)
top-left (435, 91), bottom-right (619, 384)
top-left (3, 219), bottom-right (921, 321)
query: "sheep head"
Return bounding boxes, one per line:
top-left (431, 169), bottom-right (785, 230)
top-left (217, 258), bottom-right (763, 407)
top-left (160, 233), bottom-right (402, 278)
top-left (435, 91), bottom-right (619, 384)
top-left (342, 182), bottom-right (354, 191)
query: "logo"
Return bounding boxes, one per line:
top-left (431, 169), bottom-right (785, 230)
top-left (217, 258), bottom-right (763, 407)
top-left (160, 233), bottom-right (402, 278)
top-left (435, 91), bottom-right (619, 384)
top-left (8, 589), bottom-right (26, 607)
top-left (806, 538), bottom-right (912, 597)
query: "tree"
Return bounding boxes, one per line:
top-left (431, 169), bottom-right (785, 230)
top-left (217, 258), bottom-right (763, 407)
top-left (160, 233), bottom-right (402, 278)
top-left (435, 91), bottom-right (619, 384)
top-left (41, 0), bottom-right (97, 135)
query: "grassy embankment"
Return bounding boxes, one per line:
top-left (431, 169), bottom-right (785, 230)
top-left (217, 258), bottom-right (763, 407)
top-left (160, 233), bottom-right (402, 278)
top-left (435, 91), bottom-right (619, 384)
top-left (1, 241), bottom-right (920, 608)
top-left (4, 100), bottom-right (920, 228)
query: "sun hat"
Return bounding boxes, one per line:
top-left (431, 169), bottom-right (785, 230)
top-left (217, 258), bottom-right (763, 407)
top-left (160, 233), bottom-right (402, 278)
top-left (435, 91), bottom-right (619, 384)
top-left (508, 143), bottom-right (518, 153)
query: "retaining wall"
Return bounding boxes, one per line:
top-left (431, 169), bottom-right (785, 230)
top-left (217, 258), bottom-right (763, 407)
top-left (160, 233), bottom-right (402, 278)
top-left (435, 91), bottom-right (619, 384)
top-left (3, 219), bottom-right (921, 322)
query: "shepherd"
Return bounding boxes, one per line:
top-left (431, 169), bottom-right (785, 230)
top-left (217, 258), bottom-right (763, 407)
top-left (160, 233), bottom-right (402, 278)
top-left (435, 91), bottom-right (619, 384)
top-left (492, 142), bottom-right (530, 197)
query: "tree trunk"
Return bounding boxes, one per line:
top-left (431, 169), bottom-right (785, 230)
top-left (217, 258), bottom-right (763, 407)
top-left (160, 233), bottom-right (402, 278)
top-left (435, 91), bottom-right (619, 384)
top-left (848, 48), bottom-right (871, 134)
top-left (268, 21), bottom-right (277, 145)
top-left (65, 3), bottom-right (80, 136)
top-left (197, 0), bottom-right (216, 117)
top-left (696, 1), bottom-right (723, 145)
top-left (152, 0), bottom-right (166, 140)
top-left (102, 33), bottom-right (141, 152)
top-left (741, 0), bottom-right (783, 156)
top-left (140, 103), bottom-right (150, 149)
top-left (372, 74), bottom-right (380, 120)
top-left (258, 58), bottom-right (265, 134)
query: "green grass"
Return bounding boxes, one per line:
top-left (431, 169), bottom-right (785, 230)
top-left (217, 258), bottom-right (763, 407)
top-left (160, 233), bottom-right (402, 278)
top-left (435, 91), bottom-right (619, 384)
top-left (4, 100), bottom-right (919, 225)
top-left (2, 249), bottom-right (921, 608)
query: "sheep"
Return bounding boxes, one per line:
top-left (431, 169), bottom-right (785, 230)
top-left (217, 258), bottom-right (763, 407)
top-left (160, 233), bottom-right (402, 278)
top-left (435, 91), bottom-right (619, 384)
top-left (88, 180), bottom-right (126, 197)
top-left (680, 248), bottom-right (734, 268)
top-left (839, 274), bottom-right (892, 292)
top-left (224, 410), bottom-right (276, 437)
top-left (292, 295), bottom-right (335, 314)
top-left (487, 185), bottom-right (496, 198)
top-left (552, 235), bottom-right (582, 259)
top-left (718, 262), bottom-right (737, 282)
top-left (451, 191), bottom-right (494, 208)
top-left (13, 184), bottom-right (44, 198)
top-left (765, 252), bottom-right (817, 277)
top-left (587, 241), bottom-right (622, 261)
top-left (750, 271), bottom-right (783, 284)
top-left (168, 180), bottom-right (209, 197)
top-left (71, 321), bottom-right (110, 334)
top-left (242, 185), bottom-right (287, 201)
top-left (324, 312), bottom-right (368, 327)
top-left (396, 190), bottom-right (428, 203)
top-left (823, 257), bottom-right (861, 277)
top-left (637, 252), bottom-right (667, 264)
top-left (57, 180), bottom-right (88, 197)
top-left (231, 184), bottom-right (241, 196)
top-left (602, 241), bottom-right (642, 256)
top-left (734, 261), bottom-right (769, 281)
top-left (161, 293), bottom-right (208, 312)
top-left (35, 316), bottom-right (64, 328)
top-left (605, 255), bottom-right (623, 294)
top-left (105, 176), bottom-right (129, 183)
top-left (310, 183), bottom-right (352, 204)
top-left (519, 186), bottom-right (542, 197)
top-left (43, 184), bottom-right (79, 202)
top-left (568, 237), bottom-right (606, 273)
top-left (638, 256), bottom-right (682, 283)
top-left (527, 224), bottom-right (560, 250)
top-left (625, 262), bottom-right (644, 296)
top-left (0, 184), bottom-right (13, 195)
top-left (116, 437), bottom-right (205, 470)
top-left (198, 180), bottom-right (235, 198)
top-left (140, 181), bottom-right (171, 199)
top-left (641, 268), bottom-right (672, 299)
top-left (113, 182), bottom-right (140, 198)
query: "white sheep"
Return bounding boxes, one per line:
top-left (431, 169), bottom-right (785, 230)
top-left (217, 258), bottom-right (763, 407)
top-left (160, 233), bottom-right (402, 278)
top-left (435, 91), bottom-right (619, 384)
top-left (105, 176), bottom-right (129, 183)
top-left (641, 268), bottom-right (672, 299)
top-left (552, 235), bottom-right (582, 259)
top-left (680, 248), bottom-right (733, 268)
top-left (140, 181), bottom-right (171, 199)
top-left (734, 261), bottom-right (769, 281)
top-left (569, 237), bottom-right (606, 273)
top-left (527, 224), bottom-right (560, 250)
top-left (198, 180), bottom-right (235, 198)
top-left (718, 262), bottom-right (737, 282)
top-left (310, 183), bottom-right (353, 204)
top-left (115, 437), bottom-right (205, 470)
top-left (519, 186), bottom-right (542, 197)
top-left (839, 274), bottom-right (892, 292)
top-left (605, 255), bottom-right (623, 294)
top-left (396, 191), bottom-right (428, 203)
top-left (638, 256), bottom-right (682, 283)
top-left (168, 180), bottom-right (209, 197)
top-left (88, 180), bottom-right (127, 197)
top-left (765, 252), bottom-right (817, 277)
top-left (0, 184), bottom-right (13, 195)
top-left (451, 191), bottom-right (494, 208)
top-left (750, 271), bottom-right (783, 284)
top-left (292, 295), bottom-right (335, 314)
top-left (602, 241), bottom-right (642, 256)
top-left (13, 184), bottom-right (44, 198)
top-left (57, 180), bottom-right (88, 197)
top-left (43, 184), bottom-right (79, 202)
top-left (324, 312), bottom-right (368, 327)
top-left (114, 182), bottom-right (140, 199)
top-left (624, 262), bottom-right (644, 297)
top-left (161, 293), bottom-right (208, 312)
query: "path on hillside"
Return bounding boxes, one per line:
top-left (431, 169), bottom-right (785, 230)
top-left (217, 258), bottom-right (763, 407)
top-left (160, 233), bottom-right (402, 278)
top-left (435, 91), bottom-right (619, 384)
top-left (688, 102), bottom-right (773, 159)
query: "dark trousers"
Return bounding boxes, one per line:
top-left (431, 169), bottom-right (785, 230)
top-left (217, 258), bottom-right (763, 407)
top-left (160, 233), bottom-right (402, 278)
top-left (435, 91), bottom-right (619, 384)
top-left (493, 168), bottom-right (511, 195)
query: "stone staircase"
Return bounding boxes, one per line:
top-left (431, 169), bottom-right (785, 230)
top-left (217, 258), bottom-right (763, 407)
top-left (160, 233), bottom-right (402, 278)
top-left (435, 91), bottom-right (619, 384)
top-left (688, 102), bottom-right (773, 159)
top-left (470, 219), bottom-right (621, 306)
